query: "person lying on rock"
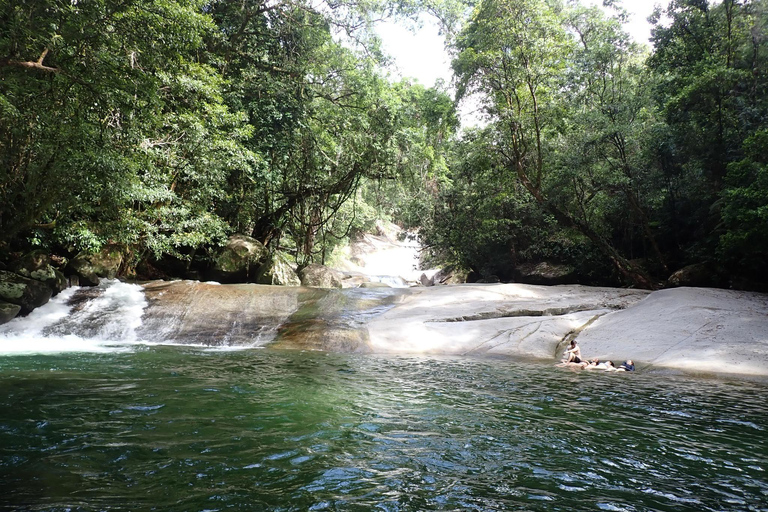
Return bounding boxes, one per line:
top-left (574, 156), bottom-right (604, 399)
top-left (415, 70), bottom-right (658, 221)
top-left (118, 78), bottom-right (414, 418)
top-left (563, 340), bottom-right (583, 364)
top-left (617, 360), bottom-right (635, 372)
top-left (556, 360), bottom-right (583, 368)
top-left (557, 357), bottom-right (599, 369)
top-left (583, 358), bottom-right (610, 370)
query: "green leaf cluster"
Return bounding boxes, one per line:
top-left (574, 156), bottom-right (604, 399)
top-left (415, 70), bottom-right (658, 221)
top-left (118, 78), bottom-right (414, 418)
top-left (0, 0), bottom-right (456, 274)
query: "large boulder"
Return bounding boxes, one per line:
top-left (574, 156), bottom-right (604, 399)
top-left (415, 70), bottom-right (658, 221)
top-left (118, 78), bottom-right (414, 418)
top-left (299, 264), bottom-right (344, 289)
top-left (209, 235), bottom-right (268, 283)
top-left (359, 281), bottom-right (391, 289)
top-left (11, 251), bottom-right (68, 295)
top-left (68, 245), bottom-right (124, 286)
top-left (257, 251), bottom-right (301, 286)
top-left (667, 263), bottom-right (724, 288)
top-left (0, 270), bottom-right (52, 314)
top-left (515, 261), bottom-right (576, 285)
top-left (431, 267), bottom-right (469, 285)
top-left (0, 300), bottom-right (21, 324)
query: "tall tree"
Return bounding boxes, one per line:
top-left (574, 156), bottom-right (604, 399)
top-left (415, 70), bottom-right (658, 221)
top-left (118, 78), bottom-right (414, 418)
top-left (648, 0), bottom-right (767, 264)
top-left (453, 0), bottom-right (657, 288)
top-left (561, 4), bottom-right (668, 273)
top-left (0, 0), bottom-right (245, 262)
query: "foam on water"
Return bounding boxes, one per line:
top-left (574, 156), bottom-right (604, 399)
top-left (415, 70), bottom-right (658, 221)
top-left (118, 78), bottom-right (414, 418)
top-left (0, 280), bottom-right (147, 355)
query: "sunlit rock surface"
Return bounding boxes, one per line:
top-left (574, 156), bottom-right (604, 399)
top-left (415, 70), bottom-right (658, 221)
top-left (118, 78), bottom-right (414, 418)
top-left (575, 287), bottom-right (768, 376)
top-left (137, 280), bottom-right (402, 352)
top-left (366, 284), bottom-right (648, 359)
top-left (139, 281), bottom-right (301, 345)
top-left (367, 283), bottom-right (768, 377)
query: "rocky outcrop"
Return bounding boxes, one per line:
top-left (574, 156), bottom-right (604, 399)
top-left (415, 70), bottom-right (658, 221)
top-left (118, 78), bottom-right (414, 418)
top-left (0, 300), bottom-right (21, 323)
top-left (576, 287), bottom-right (768, 376)
top-left (139, 280), bottom-right (302, 345)
top-left (257, 251), bottom-right (300, 286)
top-left (299, 264), bottom-right (344, 289)
top-left (208, 235), bottom-right (268, 283)
top-left (11, 251), bottom-right (68, 294)
top-left (365, 283), bottom-right (768, 377)
top-left (67, 245), bottom-right (124, 286)
top-left (366, 284), bottom-right (648, 359)
top-left (0, 270), bottom-right (53, 315)
top-left (667, 263), bottom-right (724, 288)
top-left (515, 261), bottom-right (576, 285)
top-left (429, 267), bottom-right (468, 285)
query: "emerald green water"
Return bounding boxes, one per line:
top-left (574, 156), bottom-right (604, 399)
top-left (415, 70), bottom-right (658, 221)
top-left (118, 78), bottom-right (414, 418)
top-left (1, 347), bottom-right (766, 511)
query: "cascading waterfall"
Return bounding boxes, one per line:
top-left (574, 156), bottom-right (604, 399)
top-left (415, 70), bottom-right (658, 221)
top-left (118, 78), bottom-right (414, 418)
top-left (0, 279), bottom-right (404, 355)
top-left (0, 228), bottom-right (424, 355)
top-left (0, 280), bottom-right (147, 355)
top-left (337, 226), bottom-right (439, 287)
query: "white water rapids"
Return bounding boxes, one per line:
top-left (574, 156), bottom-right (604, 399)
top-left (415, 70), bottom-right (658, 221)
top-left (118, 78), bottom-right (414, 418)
top-left (0, 228), bottom-right (432, 355)
top-left (0, 280), bottom-right (147, 355)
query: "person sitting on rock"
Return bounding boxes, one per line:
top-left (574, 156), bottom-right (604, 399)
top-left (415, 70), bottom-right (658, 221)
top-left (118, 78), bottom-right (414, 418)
top-left (563, 340), bottom-right (583, 364)
top-left (617, 360), bottom-right (635, 372)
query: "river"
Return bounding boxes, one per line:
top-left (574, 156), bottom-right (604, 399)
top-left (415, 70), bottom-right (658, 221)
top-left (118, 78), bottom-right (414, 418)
top-left (0, 281), bottom-right (766, 511)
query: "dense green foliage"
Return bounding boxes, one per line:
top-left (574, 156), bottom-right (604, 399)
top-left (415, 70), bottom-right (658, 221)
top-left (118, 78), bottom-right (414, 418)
top-left (412, 0), bottom-right (768, 289)
top-left (1, 0), bottom-right (766, 289)
top-left (0, 0), bottom-right (458, 274)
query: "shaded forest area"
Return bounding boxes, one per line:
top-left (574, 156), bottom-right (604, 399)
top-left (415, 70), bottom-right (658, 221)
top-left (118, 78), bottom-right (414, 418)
top-left (1, 0), bottom-right (767, 291)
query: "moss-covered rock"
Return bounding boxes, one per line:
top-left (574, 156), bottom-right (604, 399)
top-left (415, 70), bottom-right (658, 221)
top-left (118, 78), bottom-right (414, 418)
top-left (68, 244), bottom-right (124, 286)
top-left (257, 251), bottom-right (300, 286)
top-left (514, 261), bottom-right (576, 285)
top-left (209, 235), bottom-right (268, 283)
top-left (11, 251), bottom-right (68, 295)
top-left (299, 264), bottom-right (344, 289)
top-left (0, 270), bottom-right (52, 314)
top-left (0, 300), bottom-right (21, 325)
top-left (88, 245), bottom-right (124, 278)
top-left (67, 255), bottom-right (101, 286)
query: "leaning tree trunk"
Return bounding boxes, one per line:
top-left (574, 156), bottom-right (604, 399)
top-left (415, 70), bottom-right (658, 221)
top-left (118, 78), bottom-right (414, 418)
top-left (515, 168), bottom-right (658, 290)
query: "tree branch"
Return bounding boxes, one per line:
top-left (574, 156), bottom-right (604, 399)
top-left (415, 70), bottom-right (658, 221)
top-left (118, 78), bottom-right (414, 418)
top-left (1, 48), bottom-right (60, 73)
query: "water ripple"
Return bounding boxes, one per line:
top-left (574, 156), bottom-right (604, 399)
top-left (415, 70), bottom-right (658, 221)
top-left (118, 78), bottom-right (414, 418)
top-left (0, 350), bottom-right (766, 511)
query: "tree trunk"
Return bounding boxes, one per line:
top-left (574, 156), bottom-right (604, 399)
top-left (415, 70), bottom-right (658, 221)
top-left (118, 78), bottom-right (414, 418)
top-left (514, 165), bottom-right (658, 290)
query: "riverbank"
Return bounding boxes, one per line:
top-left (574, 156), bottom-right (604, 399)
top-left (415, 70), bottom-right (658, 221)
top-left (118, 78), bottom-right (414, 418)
top-left (365, 283), bottom-right (768, 378)
top-left (3, 274), bottom-right (767, 379)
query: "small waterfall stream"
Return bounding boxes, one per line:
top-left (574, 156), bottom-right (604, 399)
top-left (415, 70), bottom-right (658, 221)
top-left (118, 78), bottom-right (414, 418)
top-left (0, 280), bottom-right (147, 355)
top-left (0, 227), bottom-right (430, 355)
top-left (0, 280), bottom-right (405, 354)
top-left (0, 227), bottom-right (428, 355)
